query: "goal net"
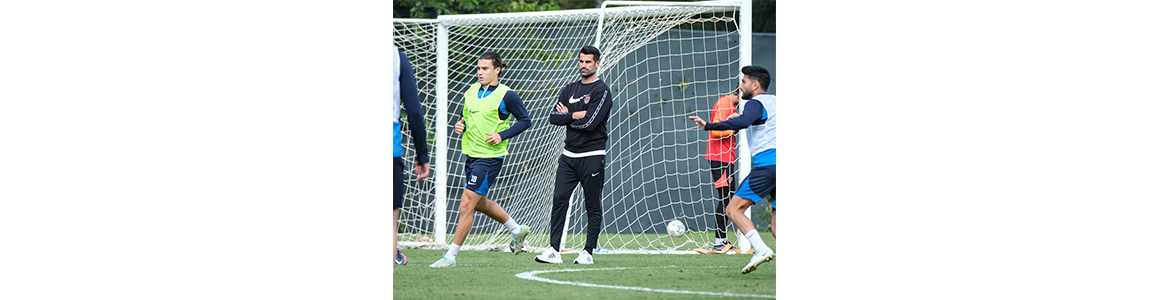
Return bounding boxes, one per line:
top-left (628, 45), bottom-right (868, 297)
top-left (394, 1), bottom-right (750, 254)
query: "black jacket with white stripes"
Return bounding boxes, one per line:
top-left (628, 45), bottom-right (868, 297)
top-left (549, 79), bottom-right (613, 154)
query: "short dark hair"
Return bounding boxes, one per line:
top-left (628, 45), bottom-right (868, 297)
top-left (741, 65), bottom-right (770, 91)
top-left (479, 51), bottom-right (508, 76)
top-left (579, 45), bottom-right (601, 62)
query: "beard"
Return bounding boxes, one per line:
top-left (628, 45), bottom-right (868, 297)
top-left (741, 90), bottom-right (755, 100)
top-left (580, 68), bottom-right (596, 79)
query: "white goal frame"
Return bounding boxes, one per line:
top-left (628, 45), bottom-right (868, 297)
top-left (399, 0), bottom-right (769, 254)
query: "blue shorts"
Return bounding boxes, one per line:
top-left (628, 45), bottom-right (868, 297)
top-left (464, 157), bottom-right (503, 196)
top-left (736, 165), bottom-right (776, 209)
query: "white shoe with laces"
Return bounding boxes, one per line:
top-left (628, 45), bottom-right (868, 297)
top-left (740, 249), bottom-right (775, 274)
top-left (534, 248), bottom-right (563, 264)
top-left (572, 250), bottom-right (593, 265)
top-left (511, 225), bottom-right (530, 255)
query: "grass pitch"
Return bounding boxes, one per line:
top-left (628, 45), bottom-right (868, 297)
top-left (393, 233), bottom-right (775, 299)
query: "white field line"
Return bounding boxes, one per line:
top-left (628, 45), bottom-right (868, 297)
top-left (515, 266), bottom-right (775, 298)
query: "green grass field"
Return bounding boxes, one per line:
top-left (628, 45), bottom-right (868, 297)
top-left (393, 233), bottom-right (775, 299)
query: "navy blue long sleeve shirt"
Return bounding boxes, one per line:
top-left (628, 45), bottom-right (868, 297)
top-left (398, 51), bottom-right (429, 164)
top-left (704, 99), bottom-right (765, 131)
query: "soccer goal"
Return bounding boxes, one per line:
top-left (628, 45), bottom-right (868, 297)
top-left (394, 0), bottom-right (758, 254)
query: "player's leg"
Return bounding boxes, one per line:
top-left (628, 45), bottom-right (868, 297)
top-left (430, 157), bottom-right (486, 268)
top-left (471, 191), bottom-right (532, 255)
top-left (730, 165), bottom-right (776, 274)
top-left (725, 196), bottom-right (756, 243)
top-left (472, 197), bottom-right (508, 222)
top-left (452, 188), bottom-right (481, 246)
top-left (470, 158), bottom-right (509, 223)
top-left (453, 157), bottom-right (528, 255)
top-left (548, 155), bottom-right (577, 251)
top-left (771, 207), bottom-right (776, 238)
top-left (538, 155), bottom-right (576, 263)
top-left (574, 155), bottom-right (604, 264)
top-left (393, 209), bottom-right (406, 266)
top-left (393, 157), bottom-right (407, 266)
top-left (770, 190), bottom-right (776, 238)
top-left (711, 160), bottom-right (734, 253)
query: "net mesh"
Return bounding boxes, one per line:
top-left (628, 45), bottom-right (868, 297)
top-left (395, 3), bottom-right (745, 254)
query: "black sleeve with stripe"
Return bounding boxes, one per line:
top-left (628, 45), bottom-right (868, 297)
top-left (569, 86), bottom-right (612, 131)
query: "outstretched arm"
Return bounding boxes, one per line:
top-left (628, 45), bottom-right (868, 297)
top-left (705, 100), bottom-right (763, 131)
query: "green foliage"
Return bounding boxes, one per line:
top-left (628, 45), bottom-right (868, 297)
top-left (395, 0), bottom-right (561, 18)
top-left (753, 200), bottom-right (773, 231)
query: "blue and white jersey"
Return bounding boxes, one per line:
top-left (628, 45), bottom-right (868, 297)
top-left (744, 94), bottom-right (776, 167)
top-left (392, 45), bottom-right (431, 164)
top-left (391, 44), bottom-right (403, 158)
top-left (704, 93), bottom-right (776, 168)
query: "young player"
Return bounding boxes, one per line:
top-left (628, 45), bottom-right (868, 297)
top-left (695, 92), bottom-right (739, 254)
top-left (392, 44), bottom-right (431, 266)
top-left (688, 66), bottom-right (776, 274)
top-left (429, 51), bottom-right (533, 268)
top-left (535, 46), bottom-right (614, 265)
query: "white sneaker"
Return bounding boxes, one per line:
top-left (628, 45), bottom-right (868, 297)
top-left (534, 248), bottom-right (563, 264)
top-left (429, 257), bottom-right (456, 268)
top-left (740, 249), bottom-right (774, 274)
top-left (511, 225), bottom-right (530, 255)
top-left (572, 250), bottom-right (593, 265)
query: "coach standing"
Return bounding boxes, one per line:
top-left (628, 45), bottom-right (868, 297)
top-left (536, 46), bottom-right (613, 265)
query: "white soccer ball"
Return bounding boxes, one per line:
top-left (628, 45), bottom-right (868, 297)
top-left (666, 220), bottom-right (685, 237)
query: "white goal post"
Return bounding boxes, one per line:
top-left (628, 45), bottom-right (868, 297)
top-left (394, 0), bottom-right (763, 254)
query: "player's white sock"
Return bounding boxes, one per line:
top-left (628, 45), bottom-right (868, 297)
top-left (715, 238), bottom-right (728, 245)
top-left (444, 244), bottom-right (461, 261)
top-left (504, 218), bottom-right (522, 235)
top-left (744, 230), bottom-right (772, 255)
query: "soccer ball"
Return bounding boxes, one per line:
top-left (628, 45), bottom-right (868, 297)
top-left (666, 220), bottom-right (685, 237)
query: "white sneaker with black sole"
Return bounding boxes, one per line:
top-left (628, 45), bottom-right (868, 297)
top-left (572, 250), bottom-right (593, 264)
top-left (534, 248), bottom-right (563, 264)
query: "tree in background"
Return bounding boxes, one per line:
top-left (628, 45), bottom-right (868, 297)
top-left (394, 0), bottom-right (562, 18)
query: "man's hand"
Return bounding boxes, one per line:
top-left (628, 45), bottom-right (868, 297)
top-left (414, 162), bottom-right (430, 181)
top-left (555, 102), bottom-right (568, 113)
top-left (727, 112), bottom-right (740, 119)
top-left (572, 110), bottom-right (587, 120)
top-left (454, 119), bottom-right (465, 134)
top-left (687, 116), bottom-right (707, 128)
top-left (485, 132), bottom-right (502, 145)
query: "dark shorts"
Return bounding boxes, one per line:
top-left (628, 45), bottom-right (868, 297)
top-left (464, 156), bottom-right (504, 196)
top-left (394, 157), bottom-right (405, 210)
top-left (709, 160), bottom-right (736, 190)
top-left (737, 165), bottom-right (776, 209)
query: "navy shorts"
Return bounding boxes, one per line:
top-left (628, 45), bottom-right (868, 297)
top-left (394, 157), bottom-right (405, 210)
top-left (737, 165), bottom-right (776, 209)
top-left (464, 157), bottom-right (503, 196)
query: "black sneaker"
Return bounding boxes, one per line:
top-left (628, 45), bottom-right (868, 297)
top-left (710, 243), bottom-right (736, 254)
top-left (395, 249), bottom-right (408, 266)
